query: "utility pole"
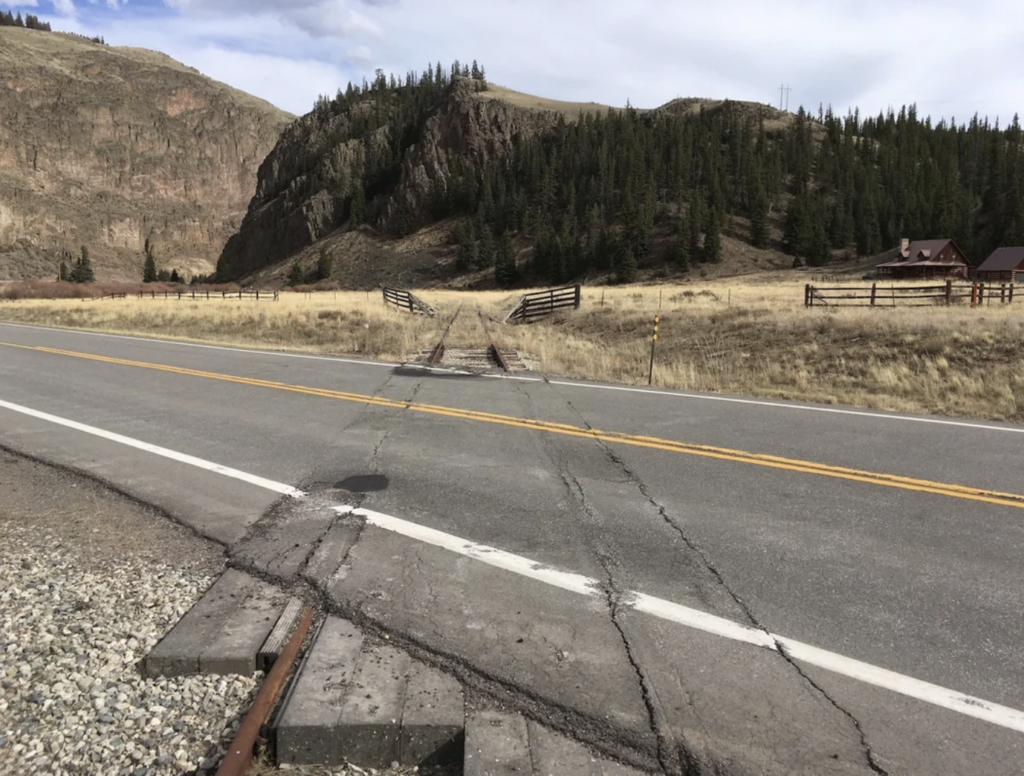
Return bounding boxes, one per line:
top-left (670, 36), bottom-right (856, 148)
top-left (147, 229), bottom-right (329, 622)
top-left (779, 84), bottom-right (792, 111)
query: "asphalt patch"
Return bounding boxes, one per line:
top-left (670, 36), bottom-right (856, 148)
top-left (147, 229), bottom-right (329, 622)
top-left (336, 474), bottom-right (390, 493)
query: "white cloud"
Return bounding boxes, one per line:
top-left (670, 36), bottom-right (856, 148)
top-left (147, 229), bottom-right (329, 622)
top-left (41, 0), bottom-right (1024, 123)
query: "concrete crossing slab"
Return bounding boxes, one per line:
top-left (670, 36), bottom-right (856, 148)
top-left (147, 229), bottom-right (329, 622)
top-left (401, 662), bottom-right (464, 766)
top-left (144, 569), bottom-right (254, 678)
top-left (199, 577), bottom-right (288, 675)
top-left (337, 646), bottom-right (412, 765)
top-left (275, 616), bottom-right (365, 765)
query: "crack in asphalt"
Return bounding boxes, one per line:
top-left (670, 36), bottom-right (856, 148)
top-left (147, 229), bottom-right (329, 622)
top-left (561, 468), bottom-right (678, 776)
top-left (557, 394), bottom-right (890, 775)
top-left (772, 643), bottom-right (891, 776)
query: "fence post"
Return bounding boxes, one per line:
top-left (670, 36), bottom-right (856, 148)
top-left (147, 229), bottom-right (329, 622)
top-left (980, 282), bottom-right (986, 306)
top-left (575, 285), bottom-right (581, 310)
top-left (1001, 283), bottom-right (1006, 304)
top-left (870, 283), bottom-right (877, 307)
top-left (945, 279), bottom-right (952, 306)
top-left (971, 283), bottom-right (978, 308)
top-left (648, 316), bottom-right (660, 386)
top-left (1010, 284), bottom-right (1015, 305)
top-left (805, 284), bottom-right (811, 308)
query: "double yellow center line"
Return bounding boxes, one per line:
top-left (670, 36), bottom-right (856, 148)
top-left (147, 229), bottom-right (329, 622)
top-left (5, 340), bottom-right (1024, 511)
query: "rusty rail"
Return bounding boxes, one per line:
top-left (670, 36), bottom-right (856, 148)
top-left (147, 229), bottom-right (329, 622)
top-left (214, 606), bottom-right (314, 776)
top-left (426, 304), bottom-right (463, 366)
top-left (478, 308), bottom-right (511, 374)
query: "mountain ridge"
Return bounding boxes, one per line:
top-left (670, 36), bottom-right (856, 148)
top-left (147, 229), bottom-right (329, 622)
top-left (0, 26), bottom-right (293, 281)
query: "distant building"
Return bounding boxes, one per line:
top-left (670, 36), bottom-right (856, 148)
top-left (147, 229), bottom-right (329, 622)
top-left (975, 247), bottom-right (1024, 283)
top-left (876, 238), bottom-right (972, 280)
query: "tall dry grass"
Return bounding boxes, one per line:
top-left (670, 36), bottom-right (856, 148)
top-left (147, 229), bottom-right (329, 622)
top-left (1, 279), bottom-right (1022, 421)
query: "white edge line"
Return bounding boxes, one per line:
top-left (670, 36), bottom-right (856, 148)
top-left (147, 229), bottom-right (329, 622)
top-left (777, 637), bottom-right (1024, 733)
top-left (341, 504), bottom-right (1024, 734)
top-left (9, 395), bottom-right (1018, 732)
top-left (338, 506), bottom-right (596, 597)
top-left (0, 398), bottom-right (304, 499)
top-left (3, 321), bottom-right (1021, 435)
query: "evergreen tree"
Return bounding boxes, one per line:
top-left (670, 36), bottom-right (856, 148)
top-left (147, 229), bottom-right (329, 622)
top-left (749, 181), bottom-right (771, 249)
top-left (287, 260), bottom-right (304, 286)
top-left (614, 240), bottom-right (638, 284)
top-left (143, 247), bottom-right (157, 283)
top-left (156, 268), bottom-right (172, 282)
top-left (494, 231), bottom-right (518, 287)
top-left (69, 246), bottom-right (95, 283)
top-left (704, 210), bottom-right (723, 264)
top-left (58, 260), bottom-right (69, 282)
top-left (316, 248), bottom-right (333, 280)
top-left (477, 224), bottom-right (496, 269)
top-left (170, 269), bottom-right (181, 284)
top-left (688, 195), bottom-right (705, 262)
top-left (349, 177), bottom-right (365, 229)
top-left (674, 210), bottom-right (692, 270)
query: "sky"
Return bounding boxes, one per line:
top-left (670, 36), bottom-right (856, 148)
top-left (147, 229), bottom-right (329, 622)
top-left (6, 0), bottom-right (1024, 124)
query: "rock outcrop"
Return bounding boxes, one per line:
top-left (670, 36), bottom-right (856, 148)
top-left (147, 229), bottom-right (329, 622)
top-left (218, 78), bottom-right (563, 281)
top-left (0, 27), bottom-right (292, 280)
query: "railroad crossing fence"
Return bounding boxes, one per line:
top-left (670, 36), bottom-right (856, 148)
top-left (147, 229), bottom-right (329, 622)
top-left (382, 287), bottom-right (437, 316)
top-left (503, 284), bottom-right (582, 324)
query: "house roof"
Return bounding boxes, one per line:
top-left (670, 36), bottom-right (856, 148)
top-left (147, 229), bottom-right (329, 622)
top-left (977, 247), bottom-right (1024, 273)
top-left (878, 238), bottom-right (971, 268)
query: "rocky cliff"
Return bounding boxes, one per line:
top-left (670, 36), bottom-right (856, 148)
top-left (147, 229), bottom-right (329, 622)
top-left (0, 27), bottom-right (292, 281)
top-left (217, 77), bottom-right (563, 281)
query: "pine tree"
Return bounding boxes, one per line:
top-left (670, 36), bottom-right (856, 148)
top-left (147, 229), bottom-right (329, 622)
top-left (688, 195), bottom-right (705, 262)
top-left (170, 269), bottom-right (181, 284)
top-left (477, 224), bottom-right (496, 268)
top-left (143, 247), bottom-right (157, 283)
top-left (674, 211), bottom-right (692, 270)
top-left (287, 260), bottom-right (304, 287)
top-left (69, 246), bottom-right (95, 283)
top-left (316, 248), bottom-right (333, 281)
top-left (615, 240), bottom-right (638, 284)
top-left (349, 178), bottom-right (365, 230)
top-left (494, 231), bottom-right (518, 287)
top-left (749, 181), bottom-right (771, 249)
top-left (704, 210), bottom-right (723, 264)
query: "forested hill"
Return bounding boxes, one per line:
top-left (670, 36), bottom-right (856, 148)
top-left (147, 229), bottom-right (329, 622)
top-left (219, 61), bottom-right (1024, 286)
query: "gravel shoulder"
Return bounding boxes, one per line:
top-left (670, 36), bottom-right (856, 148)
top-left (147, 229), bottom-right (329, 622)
top-left (0, 451), bottom-right (252, 776)
top-left (0, 451), bottom-right (456, 776)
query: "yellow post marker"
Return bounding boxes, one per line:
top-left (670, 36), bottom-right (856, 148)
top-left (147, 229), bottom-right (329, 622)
top-left (648, 315), bottom-right (660, 386)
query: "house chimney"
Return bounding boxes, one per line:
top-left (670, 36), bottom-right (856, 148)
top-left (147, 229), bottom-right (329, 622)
top-left (900, 237), bottom-right (910, 252)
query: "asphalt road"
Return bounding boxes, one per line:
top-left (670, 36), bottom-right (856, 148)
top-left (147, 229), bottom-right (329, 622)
top-left (1, 321), bottom-right (1022, 775)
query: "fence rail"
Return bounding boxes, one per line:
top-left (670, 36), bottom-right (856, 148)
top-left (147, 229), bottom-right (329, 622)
top-left (382, 287), bottom-right (436, 316)
top-left (805, 281), bottom-right (1015, 308)
top-left (504, 285), bottom-right (582, 323)
top-left (91, 290), bottom-right (280, 301)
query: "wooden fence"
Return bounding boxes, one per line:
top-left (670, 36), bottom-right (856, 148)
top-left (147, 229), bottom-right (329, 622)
top-left (91, 290), bottom-right (279, 301)
top-left (504, 285), bottom-right (582, 323)
top-left (805, 281), bottom-right (1015, 308)
top-left (382, 287), bottom-right (436, 316)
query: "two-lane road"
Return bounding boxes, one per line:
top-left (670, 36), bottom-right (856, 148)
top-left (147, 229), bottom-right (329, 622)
top-left (1, 321), bottom-right (1022, 775)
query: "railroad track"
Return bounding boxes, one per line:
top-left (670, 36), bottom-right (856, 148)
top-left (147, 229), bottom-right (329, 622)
top-left (425, 303), bottom-right (463, 366)
top-left (417, 306), bottom-right (525, 373)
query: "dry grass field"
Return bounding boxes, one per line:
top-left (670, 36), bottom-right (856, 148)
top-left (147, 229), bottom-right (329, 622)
top-left (2, 276), bottom-right (1023, 422)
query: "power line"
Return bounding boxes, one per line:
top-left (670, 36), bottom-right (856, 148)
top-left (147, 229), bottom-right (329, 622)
top-left (779, 84), bottom-right (792, 111)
